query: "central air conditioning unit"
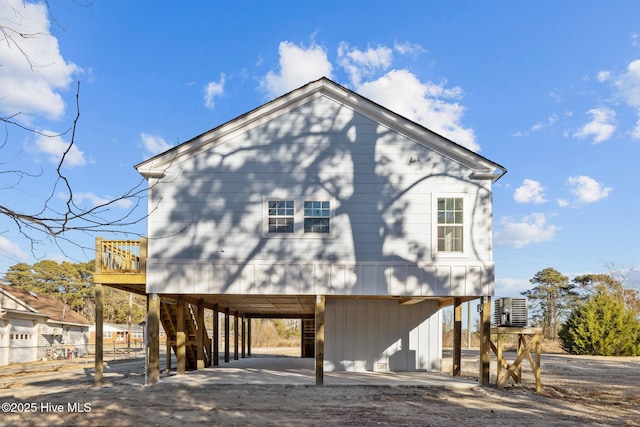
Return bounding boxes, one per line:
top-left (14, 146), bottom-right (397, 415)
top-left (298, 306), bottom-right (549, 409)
top-left (494, 297), bottom-right (528, 327)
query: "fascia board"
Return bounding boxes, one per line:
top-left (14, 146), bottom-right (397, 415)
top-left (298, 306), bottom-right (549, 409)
top-left (135, 77), bottom-right (506, 181)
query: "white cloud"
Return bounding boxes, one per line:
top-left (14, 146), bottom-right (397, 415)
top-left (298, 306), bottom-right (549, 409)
top-left (357, 69), bottom-right (478, 151)
top-left (495, 277), bottom-right (531, 297)
top-left (567, 175), bottom-right (612, 203)
top-left (573, 107), bottom-right (616, 143)
top-left (393, 40), bottom-right (425, 56)
top-left (338, 42), bottom-right (393, 87)
top-left (494, 213), bottom-right (559, 249)
top-left (260, 39), bottom-right (477, 151)
top-left (514, 179), bottom-right (547, 204)
top-left (34, 131), bottom-right (86, 167)
top-left (0, 0), bottom-right (79, 121)
top-left (72, 192), bottom-right (133, 209)
top-left (531, 114), bottom-right (558, 131)
top-left (260, 41), bottom-right (333, 98)
top-left (0, 236), bottom-right (28, 262)
top-left (141, 132), bottom-right (172, 157)
top-left (632, 112), bottom-right (640, 139)
top-left (614, 59), bottom-right (640, 107)
top-left (204, 73), bottom-right (225, 109)
top-left (557, 199), bottom-right (569, 208)
top-left (596, 70), bottom-right (611, 82)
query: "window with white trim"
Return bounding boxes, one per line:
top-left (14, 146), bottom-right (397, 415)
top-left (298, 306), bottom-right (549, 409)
top-left (268, 200), bottom-right (294, 233)
top-left (437, 197), bottom-right (463, 252)
top-left (304, 201), bottom-right (330, 233)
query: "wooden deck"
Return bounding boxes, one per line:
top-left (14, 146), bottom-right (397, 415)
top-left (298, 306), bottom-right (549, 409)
top-left (93, 237), bottom-right (147, 294)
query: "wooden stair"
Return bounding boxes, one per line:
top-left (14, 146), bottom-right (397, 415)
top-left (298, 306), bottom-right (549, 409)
top-left (160, 300), bottom-right (211, 370)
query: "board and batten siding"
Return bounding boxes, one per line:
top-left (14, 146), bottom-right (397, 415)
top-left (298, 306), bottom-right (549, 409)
top-left (146, 95), bottom-right (495, 297)
top-left (325, 299), bottom-right (441, 372)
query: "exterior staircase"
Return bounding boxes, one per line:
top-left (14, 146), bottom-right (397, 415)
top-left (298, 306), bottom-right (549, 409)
top-left (160, 300), bottom-right (211, 370)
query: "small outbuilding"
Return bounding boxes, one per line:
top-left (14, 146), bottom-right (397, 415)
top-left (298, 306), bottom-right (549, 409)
top-left (0, 284), bottom-right (91, 365)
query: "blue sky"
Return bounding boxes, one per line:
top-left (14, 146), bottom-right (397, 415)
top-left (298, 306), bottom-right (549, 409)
top-left (1, 0), bottom-right (639, 296)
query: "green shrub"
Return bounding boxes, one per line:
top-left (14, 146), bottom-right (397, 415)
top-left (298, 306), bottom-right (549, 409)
top-left (559, 291), bottom-right (640, 356)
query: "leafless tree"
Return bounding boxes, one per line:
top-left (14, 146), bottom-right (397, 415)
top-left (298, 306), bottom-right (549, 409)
top-left (0, 2), bottom-right (151, 258)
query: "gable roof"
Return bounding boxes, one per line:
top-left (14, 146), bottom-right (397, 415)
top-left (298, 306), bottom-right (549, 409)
top-left (135, 77), bottom-right (506, 181)
top-left (0, 284), bottom-right (91, 326)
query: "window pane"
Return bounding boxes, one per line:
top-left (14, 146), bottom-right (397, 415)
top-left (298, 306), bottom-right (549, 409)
top-left (304, 218), bottom-right (329, 233)
top-left (437, 225), bottom-right (463, 252)
top-left (269, 218), bottom-right (293, 233)
top-left (304, 201), bottom-right (329, 217)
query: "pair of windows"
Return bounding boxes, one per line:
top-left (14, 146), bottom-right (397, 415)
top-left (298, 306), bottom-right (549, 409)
top-left (268, 200), bottom-right (330, 234)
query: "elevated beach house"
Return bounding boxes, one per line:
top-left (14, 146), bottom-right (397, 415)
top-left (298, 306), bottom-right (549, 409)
top-left (93, 77), bottom-right (506, 385)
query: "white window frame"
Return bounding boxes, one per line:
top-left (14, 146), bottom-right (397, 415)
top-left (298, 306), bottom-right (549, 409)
top-left (303, 200), bottom-right (331, 234)
top-left (432, 193), bottom-right (469, 258)
top-left (263, 196), bottom-right (334, 237)
top-left (266, 200), bottom-right (295, 234)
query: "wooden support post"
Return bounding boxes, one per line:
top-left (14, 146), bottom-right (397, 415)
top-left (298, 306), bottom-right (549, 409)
top-left (234, 311), bottom-right (239, 360)
top-left (146, 293), bottom-right (160, 385)
top-left (213, 304), bottom-right (219, 367)
top-left (241, 315), bottom-right (246, 358)
top-left (479, 296), bottom-right (491, 386)
top-left (224, 307), bottom-right (230, 363)
top-left (196, 299), bottom-right (205, 370)
top-left (166, 340), bottom-right (172, 372)
top-left (466, 301), bottom-right (471, 350)
top-left (453, 297), bottom-right (462, 377)
top-left (247, 316), bottom-right (252, 357)
top-left (300, 318), bottom-right (304, 358)
top-left (315, 295), bottom-right (325, 386)
top-left (94, 283), bottom-right (104, 386)
top-left (535, 333), bottom-right (542, 393)
top-left (176, 296), bottom-right (186, 375)
top-left (208, 337), bottom-right (213, 367)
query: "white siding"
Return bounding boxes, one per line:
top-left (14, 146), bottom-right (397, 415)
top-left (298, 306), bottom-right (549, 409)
top-left (146, 95), bottom-right (495, 297)
top-left (0, 321), bottom-right (7, 366)
top-left (324, 299), bottom-right (441, 372)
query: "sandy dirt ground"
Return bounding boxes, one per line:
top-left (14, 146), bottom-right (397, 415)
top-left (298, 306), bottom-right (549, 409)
top-left (0, 349), bottom-right (638, 426)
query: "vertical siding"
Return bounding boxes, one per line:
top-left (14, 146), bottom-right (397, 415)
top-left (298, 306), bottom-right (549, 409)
top-left (324, 298), bottom-right (440, 372)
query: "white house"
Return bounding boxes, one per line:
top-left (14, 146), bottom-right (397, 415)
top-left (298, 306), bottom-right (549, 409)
top-left (116, 77), bottom-right (506, 383)
top-left (0, 284), bottom-right (91, 365)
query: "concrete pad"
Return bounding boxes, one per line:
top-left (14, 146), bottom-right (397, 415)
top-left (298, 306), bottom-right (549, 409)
top-left (161, 355), bottom-right (478, 390)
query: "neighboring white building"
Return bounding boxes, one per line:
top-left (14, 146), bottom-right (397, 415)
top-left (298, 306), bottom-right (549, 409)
top-left (0, 284), bottom-right (91, 365)
top-left (134, 77), bottom-right (506, 374)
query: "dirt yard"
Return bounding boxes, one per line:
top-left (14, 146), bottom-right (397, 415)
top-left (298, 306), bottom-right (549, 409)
top-left (0, 350), bottom-right (638, 426)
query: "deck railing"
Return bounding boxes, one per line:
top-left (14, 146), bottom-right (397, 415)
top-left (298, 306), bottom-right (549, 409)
top-left (96, 237), bottom-right (147, 274)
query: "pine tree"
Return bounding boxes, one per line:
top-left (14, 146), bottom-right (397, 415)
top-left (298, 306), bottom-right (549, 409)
top-left (559, 290), bottom-right (640, 356)
top-left (522, 268), bottom-right (580, 340)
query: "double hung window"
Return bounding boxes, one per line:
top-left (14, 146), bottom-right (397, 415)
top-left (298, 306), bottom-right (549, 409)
top-left (268, 200), bottom-right (294, 233)
top-left (437, 197), bottom-right (463, 252)
top-left (304, 201), bottom-right (330, 233)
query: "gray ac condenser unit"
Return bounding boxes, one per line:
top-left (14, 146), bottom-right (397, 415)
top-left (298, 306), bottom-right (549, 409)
top-left (494, 297), bottom-right (528, 327)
